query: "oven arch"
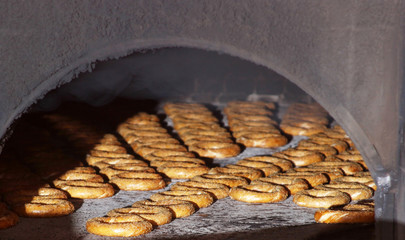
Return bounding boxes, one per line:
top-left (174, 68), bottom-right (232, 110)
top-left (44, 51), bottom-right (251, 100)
top-left (0, 37), bottom-right (391, 177)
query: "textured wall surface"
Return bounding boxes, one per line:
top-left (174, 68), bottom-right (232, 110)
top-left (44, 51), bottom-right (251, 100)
top-left (1, 0), bottom-right (404, 231)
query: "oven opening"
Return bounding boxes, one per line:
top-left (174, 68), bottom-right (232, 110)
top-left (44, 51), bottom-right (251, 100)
top-left (0, 47), bottom-right (381, 239)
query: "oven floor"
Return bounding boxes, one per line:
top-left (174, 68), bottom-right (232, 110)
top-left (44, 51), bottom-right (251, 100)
top-left (1, 142), bottom-right (375, 240)
top-left (0, 99), bottom-right (375, 239)
top-left (0, 188), bottom-right (375, 240)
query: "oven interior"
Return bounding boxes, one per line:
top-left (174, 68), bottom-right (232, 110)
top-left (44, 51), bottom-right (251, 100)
top-left (0, 47), bottom-right (379, 239)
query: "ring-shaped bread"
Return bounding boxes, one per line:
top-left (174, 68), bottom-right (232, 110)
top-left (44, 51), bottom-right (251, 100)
top-left (124, 130), bottom-right (171, 138)
top-left (287, 167), bottom-right (344, 181)
top-left (179, 130), bottom-right (232, 141)
top-left (93, 144), bottom-right (127, 153)
top-left (273, 149), bottom-right (324, 167)
top-left (332, 173), bottom-right (376, 191)
top-left (129, 138), bottom-right (180, 150)
top-left (171, 181), bottom-right (229, 200)
top-left (92, 159), bottom-right (148, 170)
top-left (177, 124), bottom-right (228, 136)
top-left (100, 164), bottom-right (155, 178)
top-left (172, 114), bottom-right (219, 125)
top-left (188, 141), bottom-right (241, 159)
top-left (226, 108), bottom-right (274, 119)
top-left (132, 199), bottom-right (195, 219)
top-left (232, 128), bottom-right (280, 139)
top-left (229, 182), bottom-right (289, 203)
top-left (107, 206), bottom-right (172, 226)
top-left (308, 161), bottom-right (363, 175)
top-left (53, 172), bottom-right (104, 185)
top-left (149, 157), bottom-right (206, 168)
top-left (150, 190), bottom-right (214, 209)
top-left (143, 150), bottom-right (195, 161)
top-left (236, 132), bottom-right (288, 148)
top-left (3, 187), bottom-right (68, 205)
top-left (280, 121), bottom-right (327, 136)
top-left (98, 134), bottom-right (121, 145)
top-left (184, 137), bottom-right (234, 147)
top-left (335, 152), bottom-right (363, 161)
top-left (293, 189), bottom-right (351, 208)
top-left (86, 215), bottom-right (153, 237)
top-left (57, 180), bottom-right (115, 199)
top-left (295, 140), bottom-right (338, 157)
top-left (64, 167), bottom-right (97, 174)
top-left (315, 182), bottom-right (373, 201)
top-left (110, 172), bottom-right (166, 191)
top-left (305, 136), bottom-right (348, 153)
top-left (229, 119), bottom-right (278, 129)
top-left (192, 173), bottom-right (249, 188)
top-left (228, 115), bottom-right (275, 123)
top-left (276, 172), bottom-right (329, 187)
top-left (235, 160), bottom-right (281, 177)
top-left (296, 141), bottom-right (338, 157)
top-left (314, 201), bottom-right (374, 223)
top-left (157, 162), bottom-right (209, 179)
top-left (126, 112), bottom-right (160, 123)
top-left (12, 198), bottom-right (75, 217)
top-left (172, 121), bottom-right (221, 131)
top-left (135, 144), bottom-right (188, 157)
top-left (164, 103), bottom-right (210, 116)
top-left (321, 129), bottom-right (352, 147)
top-left (252, 177), bottom-right (310, 195)
top-left (118, 125), bottom-right (167, 138)
top-left (86, 155), bottom-right (135, 166)
top-left (282, 115), bottom-right (329, 125)
top-left (124, 132), bottom-right (172, 144)
top-left (89, 150), bottom-right (134, 159)
top-left (164, 105), bottom-right (210, 116)
top-left (243, 156), bottom-right (294, 171)
top-left (208, 165), bottom-right (263, 181)
top-left (149, 158), bottom-right (205, 168)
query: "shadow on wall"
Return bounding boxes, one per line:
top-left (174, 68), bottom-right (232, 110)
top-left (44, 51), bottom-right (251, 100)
top-left (33, 47), bottom-right (309, 112)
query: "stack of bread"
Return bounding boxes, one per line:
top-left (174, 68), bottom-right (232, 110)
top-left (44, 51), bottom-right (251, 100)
top-left (117, 112), bottom-right (210, 179)
top-left (0, 150), bottom-right (75, 220)
top-left (38, 115), bottom-right (116, 199)
top-left (164, 103), bottom-right (241, 159)
top-left (280, 103), bottom-right (329, 136)
top-left (84, 133), bottom-right (165, 191)
top-left (224, 101), bottom-right (288, 148)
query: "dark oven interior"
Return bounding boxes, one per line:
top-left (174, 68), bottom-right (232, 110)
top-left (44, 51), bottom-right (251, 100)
top-left (0, 47), bottom-right (375, 239)
top-left (1, 1), bottom-right (404, 240)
